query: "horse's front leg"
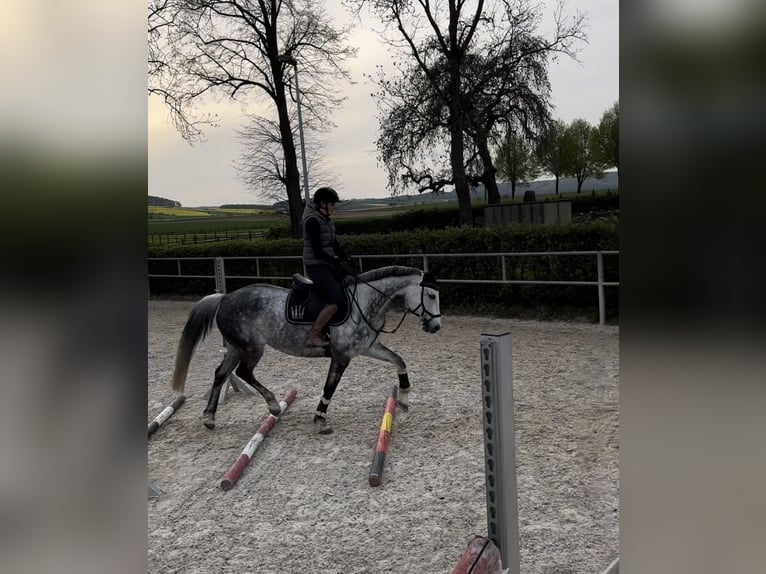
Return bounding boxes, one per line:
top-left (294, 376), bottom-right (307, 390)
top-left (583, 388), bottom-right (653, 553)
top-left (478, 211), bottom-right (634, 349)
top-left (359, 342), bottom-right (411, 411)
top-left (314, 356), bottom-right (350, 435)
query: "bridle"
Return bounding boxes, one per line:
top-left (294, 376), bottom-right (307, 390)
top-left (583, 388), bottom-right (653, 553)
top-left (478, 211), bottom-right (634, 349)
top-left (348, 273), bottom-right (441, 336)
top-left (409, 277), bottom-right (441, 323)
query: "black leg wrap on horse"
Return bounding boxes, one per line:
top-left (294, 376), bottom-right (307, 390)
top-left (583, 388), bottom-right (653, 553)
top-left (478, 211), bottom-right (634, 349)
top-left (398, 373), bottom-right (410, 390)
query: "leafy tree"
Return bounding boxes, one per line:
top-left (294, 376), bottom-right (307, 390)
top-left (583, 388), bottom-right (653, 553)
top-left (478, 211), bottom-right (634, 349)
top-left (494, 129), bottom-right (540, 199)
top-left (566, 118), bottom-right (603, 193)
top-left (591, 101), bottom-right (619, 175)
top-left (148, 0), bottom-right (356, 238)
top-left (349, 0), bottom-right (585, 223)
top-left (538, 119), bottom-right (570, 196)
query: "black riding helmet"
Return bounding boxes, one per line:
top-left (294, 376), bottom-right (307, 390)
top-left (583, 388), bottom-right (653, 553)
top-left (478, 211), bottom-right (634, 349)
top-left (313, 187), bottom-right (340, 206)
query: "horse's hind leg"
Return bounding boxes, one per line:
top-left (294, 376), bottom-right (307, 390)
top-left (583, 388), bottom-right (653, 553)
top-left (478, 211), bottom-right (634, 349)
top-left (359, 342), bottom-right (411, 411)
top-left (203, 349), bottom-right (240, 429)
top-left (314, 356), bottom-right (350, 434)
top-left (233, 346), bottom-right (281, 416)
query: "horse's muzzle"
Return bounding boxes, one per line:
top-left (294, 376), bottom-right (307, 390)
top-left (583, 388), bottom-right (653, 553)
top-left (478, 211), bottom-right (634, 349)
top-left (422, 318), bottom-right (441, 333)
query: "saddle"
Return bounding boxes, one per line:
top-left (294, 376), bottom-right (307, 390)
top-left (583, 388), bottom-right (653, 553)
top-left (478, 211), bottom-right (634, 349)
top-left (284, 274), bottom-right (352, 326)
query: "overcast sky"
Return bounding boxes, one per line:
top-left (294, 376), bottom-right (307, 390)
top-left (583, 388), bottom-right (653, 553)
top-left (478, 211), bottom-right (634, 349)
top-left (148, 0), bottom-right (618, 206)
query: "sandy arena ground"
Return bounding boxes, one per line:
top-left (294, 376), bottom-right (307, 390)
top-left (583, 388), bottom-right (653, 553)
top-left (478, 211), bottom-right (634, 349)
top-left (148, 299), bottom-right (618, 574)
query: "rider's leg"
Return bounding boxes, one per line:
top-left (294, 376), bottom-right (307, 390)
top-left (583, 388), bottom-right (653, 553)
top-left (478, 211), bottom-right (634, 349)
top-left (304, 264), bottom-right (344, 347)
top-left (305, 303), bottom-right (338, 347)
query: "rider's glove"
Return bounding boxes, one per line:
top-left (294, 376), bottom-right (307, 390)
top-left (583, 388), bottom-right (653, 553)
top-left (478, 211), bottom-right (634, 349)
top-left (341, 261), bottom-right (356, 276)
top-left (334, 257), bottom-right (355, 276)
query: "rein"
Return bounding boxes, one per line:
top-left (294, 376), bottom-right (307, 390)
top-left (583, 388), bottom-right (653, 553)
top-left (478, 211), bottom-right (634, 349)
top-left (347, 272), bottom-right (440, 336)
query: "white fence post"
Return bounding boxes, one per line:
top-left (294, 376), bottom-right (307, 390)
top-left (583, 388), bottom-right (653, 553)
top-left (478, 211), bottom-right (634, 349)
top-left (214, 257), bottom-right (226, 294)
top-left (597, 252), bottom-right (605, 325)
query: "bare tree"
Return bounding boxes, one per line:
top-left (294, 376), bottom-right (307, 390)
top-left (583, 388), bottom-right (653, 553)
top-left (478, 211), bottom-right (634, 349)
top-left (464, 1), bottom-right (586, 204)
top-left (148, 0), bottom-right (356, 237)
top-left (234, 113), bottom-right (339, 203)
top-left (233, 115), bottom-right (289, 202)
top-left (347, 0), bottom-right (585, 224)
top-left (148, 0), bottom-right (219, 141)
top-left (461, 31), bottom-right (556, 205)
top-left (375, 59), bottom-right (454, 196)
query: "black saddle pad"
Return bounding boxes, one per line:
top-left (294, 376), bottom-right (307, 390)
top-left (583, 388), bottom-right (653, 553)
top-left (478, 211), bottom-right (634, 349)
top-left (285, 281), bottom-right (352, 326)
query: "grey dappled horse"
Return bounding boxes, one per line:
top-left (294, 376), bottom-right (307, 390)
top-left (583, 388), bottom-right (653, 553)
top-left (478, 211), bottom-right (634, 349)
top-left (171, 266), bottom-right (441, 434)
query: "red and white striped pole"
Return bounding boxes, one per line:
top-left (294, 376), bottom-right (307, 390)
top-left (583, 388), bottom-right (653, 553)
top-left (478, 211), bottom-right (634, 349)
top-left (450, 536), bottom-right (503, 574)
top-left (220, 388), bottom-right (297, 491)
top-left (369, 385), bottom-right (398, 487)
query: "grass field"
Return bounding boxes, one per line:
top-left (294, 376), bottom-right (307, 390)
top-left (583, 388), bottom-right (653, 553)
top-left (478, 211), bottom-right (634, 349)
top-left (148, 206), bottom-right (213, 218)
top-left (214, 207), bottom-right (272, 215)
top-left (149, 206), bottom-right (273, 218)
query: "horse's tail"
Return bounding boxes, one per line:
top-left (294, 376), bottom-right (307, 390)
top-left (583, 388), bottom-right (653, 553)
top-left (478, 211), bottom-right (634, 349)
top-left (171, 293), bottom-right (225, 392)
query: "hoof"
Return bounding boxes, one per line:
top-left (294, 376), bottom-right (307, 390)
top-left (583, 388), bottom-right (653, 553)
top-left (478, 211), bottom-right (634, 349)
top-left (314, 415), bottom-right (333, 435)
top-left (267, 399), bottom-right (282, 416)
top-left (203, 412), bottom-right (215, 429)
top-left (397, 390), bottom-right (410, 412)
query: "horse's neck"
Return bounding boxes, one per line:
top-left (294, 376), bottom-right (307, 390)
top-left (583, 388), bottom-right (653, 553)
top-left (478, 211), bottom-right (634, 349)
top-left (361, 275), bottom-right (417, 319)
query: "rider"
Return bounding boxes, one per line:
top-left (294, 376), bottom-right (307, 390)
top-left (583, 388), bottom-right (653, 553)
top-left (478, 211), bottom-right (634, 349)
top-left (302, 187), bottom-right (354, 347)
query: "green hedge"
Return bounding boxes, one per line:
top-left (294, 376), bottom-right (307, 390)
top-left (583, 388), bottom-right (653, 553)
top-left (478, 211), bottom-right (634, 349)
top-left (149, 222), bottom-right (618, 322)
top-left (568, 190), bottom-right (619, 212)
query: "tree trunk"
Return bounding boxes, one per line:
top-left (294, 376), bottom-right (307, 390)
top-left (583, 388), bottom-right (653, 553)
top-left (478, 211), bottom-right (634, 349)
top-left (477, 134), bottom-right (501, 204)
top-left (448, 58), bottom-right (472, 226)
top-left (511, 180), bottom-right (516, 200)
top-left (555, 176), bottom-right (560, 197)
top-left (450, 124), bottom-right (473, 225)
top-left (276, 81), bottom-right (304, 239)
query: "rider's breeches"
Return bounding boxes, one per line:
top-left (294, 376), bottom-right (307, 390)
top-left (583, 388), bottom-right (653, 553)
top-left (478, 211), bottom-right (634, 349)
top-left (305, 264), bottom-right (344, 307)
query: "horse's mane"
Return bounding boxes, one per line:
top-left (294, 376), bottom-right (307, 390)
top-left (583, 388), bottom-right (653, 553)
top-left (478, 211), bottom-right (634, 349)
top-left (356, 265), bottom-right (422, 283)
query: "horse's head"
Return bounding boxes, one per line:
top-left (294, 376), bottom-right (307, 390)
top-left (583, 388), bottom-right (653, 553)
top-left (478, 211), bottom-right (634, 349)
top-left (410, 271), bottom-right (441, 333)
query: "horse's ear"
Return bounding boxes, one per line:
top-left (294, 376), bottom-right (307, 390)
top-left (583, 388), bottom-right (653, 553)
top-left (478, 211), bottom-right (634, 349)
top-left (421, 271), bottom-right (438, 290)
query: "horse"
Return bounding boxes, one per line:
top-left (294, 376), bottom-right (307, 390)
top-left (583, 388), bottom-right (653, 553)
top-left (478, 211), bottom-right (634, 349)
top-left (170, 265), bottom-right (441, 434)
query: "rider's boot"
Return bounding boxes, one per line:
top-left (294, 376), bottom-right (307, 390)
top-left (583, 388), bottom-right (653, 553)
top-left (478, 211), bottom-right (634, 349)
top-left (305, 304), bottom-right (338, 347)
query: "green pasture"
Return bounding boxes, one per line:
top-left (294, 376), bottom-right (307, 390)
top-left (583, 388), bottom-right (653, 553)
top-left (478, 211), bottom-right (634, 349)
top-left (215, 207), bottom-right (272, 215)
top-left (149, 205), bottom-right (273, 218)
top-left (149, 206), bottom-right (213, 218)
